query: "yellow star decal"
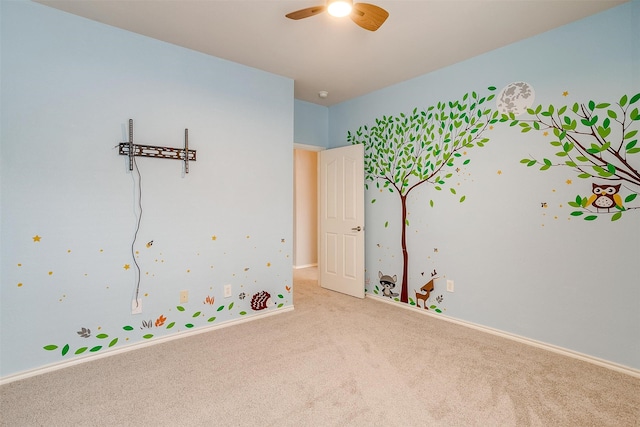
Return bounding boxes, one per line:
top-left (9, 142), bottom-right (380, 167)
top-left (562, 91), bottom-right (569, 97)
top-left (123, 264), bottom-right (131, 270)
top-left (32, 235), bottom-right (41, 242)
top-left (566, 179), bottom-right (572, 185)
top-left (211, 235), bottom-right (217, 241)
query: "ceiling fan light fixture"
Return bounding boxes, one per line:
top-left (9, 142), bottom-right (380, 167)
top-left (327, 0), bottom-right (353, 17)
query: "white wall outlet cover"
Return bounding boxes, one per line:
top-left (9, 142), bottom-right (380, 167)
top-left (180, 290), bottom-right (189, 303)
top-left (446, 280), bottom-right (454, 292)
top-left (131, 299), bottom-right (143, 314)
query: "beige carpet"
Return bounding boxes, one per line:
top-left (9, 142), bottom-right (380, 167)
top-left (1, 267), bottom-right (638, 426)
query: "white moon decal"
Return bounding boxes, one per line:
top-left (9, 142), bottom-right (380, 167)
top-left (496, 82), bottom-right (535, 116)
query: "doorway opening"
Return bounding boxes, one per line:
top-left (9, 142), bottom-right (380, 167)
top-left (293, 146), bottom-right (321, 285)
top-left (293, 147), bottom-right (318, 270)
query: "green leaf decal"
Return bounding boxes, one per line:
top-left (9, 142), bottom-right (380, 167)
top-left (90, 346), bottom-right (102, 352)
top-left (75, 347), bottom-right (88, 355)
top-left (123, 325), bottom-right (134, 331)
top-left (176, 306), bottom-right (185, 312)
top-left (217, 305), bottom-right (225, 312)
top-left (208, 316), bottom-right (217, 322)
top-left (185, 324), bottom-right (194, 329)
top-left (166, 322), bottom-right (175, 329)
top-left (611, 212), bottom-right (622, 221)
top-left (44, 345), bottom-right (58, 351)
top-left (142, 334), bottom-right (153, 339)
top-left (620, 95), bottom-right (628, 107)
top-left (108, 338), bottom-right (118, 348)
top-left (278, 303), bottom-right (284, 308)
top-left (624, 193), bottom-right (637, 203)
top-left (239, 311), bottom-right (247, 315)
top-left (192, 311), bottom-right (201, 318)
top-left (278, 294), bottom-right (284, 299)
top-left (584, 215), bottom-right (598, 221)
top-left (62, 344), bottom-right (70, 356)
top-left (96, 333), bottom-right (108, 339)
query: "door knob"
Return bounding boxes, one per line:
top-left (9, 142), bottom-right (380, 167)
top-left (351, 226), bottom-right (362, 232)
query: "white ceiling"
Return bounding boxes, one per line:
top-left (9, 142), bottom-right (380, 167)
top-left (36, 0), bottom-right (627, 106)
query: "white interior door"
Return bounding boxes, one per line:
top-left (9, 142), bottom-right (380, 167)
top-left (318, 144), bottom-right (365, 298)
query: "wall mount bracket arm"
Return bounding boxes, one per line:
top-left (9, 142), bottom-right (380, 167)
top-left (118, 119), bottom-right (196, 173)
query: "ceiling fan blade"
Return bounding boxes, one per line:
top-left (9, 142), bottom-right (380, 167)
top-left (350, 3), bottom-right (389, 31)
top-left (285, 5), bottom-right (326, 20)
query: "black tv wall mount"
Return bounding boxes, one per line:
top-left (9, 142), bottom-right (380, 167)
top-left (118, 119), bottom-right (196, 173)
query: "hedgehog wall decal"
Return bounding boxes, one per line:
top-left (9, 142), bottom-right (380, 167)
top-left (250, 291), bottom-right (272, 311)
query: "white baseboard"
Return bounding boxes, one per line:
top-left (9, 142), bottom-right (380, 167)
top-left (0, 306), bottom-right (295, 385)
top-left (293, 263), bottom-right (317, 269)
top-left (367, 294), bottom-right (640, 379)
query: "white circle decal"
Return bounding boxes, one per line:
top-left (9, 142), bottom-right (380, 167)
top-left (497, 82), bottom-right (535, 116)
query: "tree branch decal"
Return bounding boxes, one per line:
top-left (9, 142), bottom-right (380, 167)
top-left (511, 92), bottom-right (640, 221)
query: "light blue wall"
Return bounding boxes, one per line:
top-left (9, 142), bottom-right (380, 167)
top-left (1, 1), bottom-right (293, 377)
top-left (329, 2), bottom-right (639, 369)
top-left (294, 99), bottom-right (329, 148)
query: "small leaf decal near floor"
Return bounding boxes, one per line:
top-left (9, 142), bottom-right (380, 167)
top-left (43, 282), bottom-right (291, 359)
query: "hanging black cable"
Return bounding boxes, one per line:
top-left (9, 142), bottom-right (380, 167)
top-left (131, 155), bottom-right (143, 307)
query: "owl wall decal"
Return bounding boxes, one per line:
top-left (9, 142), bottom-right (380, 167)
top-left (586, 183), bottom-right (623, 212)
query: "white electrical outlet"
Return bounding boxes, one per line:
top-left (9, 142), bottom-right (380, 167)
top-left (446, 280), bottom-right (454, 292)
top-left (180, 290), bottom-right (189, 303)
top-left (224, 284), bottom-right (232, 298)
top-left (131, 298), bottom-right (143, 314)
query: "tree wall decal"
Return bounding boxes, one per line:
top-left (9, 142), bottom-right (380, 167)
top-left (348, 87), bottom-right (501, 303)
top-left (512, 92), bottom-right (640, 221)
